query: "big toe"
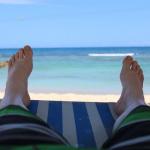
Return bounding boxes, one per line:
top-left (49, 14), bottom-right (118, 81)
top-left (122, 56), bottom-right (133, 71)
top-left (24, 45), bottom-right (33, 58)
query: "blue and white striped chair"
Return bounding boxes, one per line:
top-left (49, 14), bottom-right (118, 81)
top-left (28, 100), bottom-right (117, 149)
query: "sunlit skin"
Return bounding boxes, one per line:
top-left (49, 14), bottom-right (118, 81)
top-left (0, 47), bottom-right (146, 116)
top-left (115, 56), bottom-right (145, 115)
top-left (3, 45), bottom-right (33, 107)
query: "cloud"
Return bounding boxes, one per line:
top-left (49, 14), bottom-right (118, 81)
top-left (0, 0), bottom-right (40, 5)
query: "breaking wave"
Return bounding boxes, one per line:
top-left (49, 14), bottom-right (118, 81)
top-left (88, 53), bottom-right (135, 57)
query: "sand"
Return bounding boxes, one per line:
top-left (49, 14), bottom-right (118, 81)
top-left (0, 91), bottom-right (150, 103)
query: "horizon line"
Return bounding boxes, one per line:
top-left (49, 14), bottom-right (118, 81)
top-left (0, 45), bottom-right (150, 49)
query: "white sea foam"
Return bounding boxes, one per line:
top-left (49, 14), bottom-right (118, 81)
top-left (88, 53), bottom-right (135, 57)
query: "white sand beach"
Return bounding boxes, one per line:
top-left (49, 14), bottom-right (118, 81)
top-left (0, 91), bottom-right (150, 103)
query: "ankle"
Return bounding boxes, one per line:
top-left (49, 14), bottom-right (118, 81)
top-left (1, 94), bottom-right (26, 109)
top-left (125, 93), bottom-right (146, 108)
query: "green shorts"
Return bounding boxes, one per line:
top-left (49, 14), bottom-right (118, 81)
top-left (0, 105), bottom-right (79, 150)
top-left (102, 105), bottom-right (150, 150)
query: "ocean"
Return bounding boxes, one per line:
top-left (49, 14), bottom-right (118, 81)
top-left (0, 47), bottom-right (150, 94)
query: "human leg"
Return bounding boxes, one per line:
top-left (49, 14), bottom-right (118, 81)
top-left (0, 46), bottom-right (68, 146)
top-left (102, 56), bottom-right (150, 150)
top-left (0, 45), bottom-right (33, 109)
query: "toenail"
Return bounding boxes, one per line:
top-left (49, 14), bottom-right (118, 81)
top-left (126, 56), bottom-right (133, 61)
top-left (123, 56), bottom-right (133, 64)
top-left (24, 45), bottom-right (31, 50)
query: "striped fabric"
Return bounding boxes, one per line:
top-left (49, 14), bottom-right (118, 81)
top-left (102, 105), bottom-right (150, 150)
top-left (0, 105), bottom-right (69, 145)
top-left (28, 101), bottom-right (117, 149)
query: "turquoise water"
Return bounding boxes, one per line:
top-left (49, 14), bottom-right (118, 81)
top-left (0, 47), bottom-right (150, 94)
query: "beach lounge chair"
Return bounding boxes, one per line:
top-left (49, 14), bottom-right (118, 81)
top-left (28, 100), bottom-right (117, 149)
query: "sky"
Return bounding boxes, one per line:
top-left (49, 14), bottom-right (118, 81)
top-left (0, 0), bottom-right (150, 48)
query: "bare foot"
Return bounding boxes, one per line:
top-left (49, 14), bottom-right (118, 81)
top-left (115, 56), bottom-right (145, 116)
top-left (2, 45), bottom-right (33, 107)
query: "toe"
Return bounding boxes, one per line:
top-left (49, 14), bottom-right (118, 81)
top-left (122, 56), bottom-right (133, 70)
top-left (139, 68), bottom-right (144, 80)
top-left (136, 64), bottom-right (141, 73)
top-left (138, 68), bottom-right (144, 87)
top-left (15, 52), bottom-right (19, 60)
top-left (8, 59), bottom-right (12, 69)
top-left (11, 55), bottom-right (16, 65)
top-left (131, 61), bottom-right (142, 76)
top-left (123, 56), bottom-right (133, 63)
top-left (140, 72), bottom-right (144, 83)
top-left (19, 48), bottom-right (24, 59)
top-left (131, 61), bottom-right (139, 72)
top-left (23, 45), bottom-right (33, 58)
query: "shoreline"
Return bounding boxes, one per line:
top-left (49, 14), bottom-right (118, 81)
top-left (0, 91), bottom-right (150, 103)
